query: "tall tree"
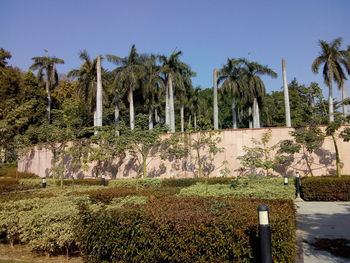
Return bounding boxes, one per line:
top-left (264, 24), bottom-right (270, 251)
top-left (177, 64), bottom-right (195, 132)
top-left (140, 55), bottom-right (163, 130)
top-left (312, 38), bottom-right (350, 122)
top-left (213, 69), bottom-right (219, 130)
top-left (240, 59), bottom-right (277, 128)
top-left (107, 45), bottom-right (144, 130)
top-left (282, 58), bottom-right (291, 127)
top-left (160, 50), bottom-right (192, 132)
top-left (96, 55), bottom-right (103, 128)
top-left (67, 50), bottom-right (98, 126)
top-left (0, 48), bottom-right (11, 68)
top-left (30, 52), bottom-right (64, 123)
top-left (218, 59), bottom-right (246, 129)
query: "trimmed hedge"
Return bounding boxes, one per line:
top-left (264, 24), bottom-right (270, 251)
top-left (77, 197), bottom-right (296, 263)
top-left (0, 166), bottom-right (38, 179)
top-left (75, 186), bottom-right (180, 203)
top-left (161, 177), bottom-right (233, 188)
top-left (301, 176), bottom-right (350, 201)
top-left (55, 178), bottom-right (100, 186)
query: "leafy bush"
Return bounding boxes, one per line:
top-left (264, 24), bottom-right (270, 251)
top-left (301, 176), bottom-right (350, 201)
top-left (77, 197), bottom-right (296, 263)
top-left (0, 167), bottom-right (38, 179)
top-left (179, 177), bottom-right (295, 199)
top-left (108, 178), bottom-right (162, 188)
top-left (75, 186), bottom-right (179, 203)
top-left (0, 196), bottom-right (87, 256)
top-left (55, 178), bottom-right (100, 186)
top-left (0, 178), bottom-right (20, 192)
top-left (161, 177), bottom-right (233, 188)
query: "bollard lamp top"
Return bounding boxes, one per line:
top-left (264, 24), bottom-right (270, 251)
top-left (257, 204), bottom-right (269, 212)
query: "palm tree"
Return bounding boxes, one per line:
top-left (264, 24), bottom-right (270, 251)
top-left (96, 55), bottom-right (103, 128)
top-left (312, 38), bottom-right (350, 122)
top-left (213, 69), bottom-right (219, 130)
top-left (107, 45), bottom-right (144, 130)
top-left (141, 55), bottom-right (163, 130)
top-left (30, 52), bottom-right (64, 123)
top-left (218, 59), bottom-right (246, 129)
top-left (187, 86), bottom-right (200, 129)
top-left (67, 50), bottom-right (98, 126)
top-left (282, 58), bottom-right (291, 127)
top-left (160, 50), bottom-right (191, 132)
top-left (176, 65), bottom-right (195, 132)
top-left (240, 59), bottom-right (277, 128)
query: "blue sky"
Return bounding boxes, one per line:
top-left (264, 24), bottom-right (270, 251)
top-left (1, 0), bottom-right (349, 99)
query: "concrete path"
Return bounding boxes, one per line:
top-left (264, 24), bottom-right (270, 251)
top-left (296, 202), bottom-right (350, 263)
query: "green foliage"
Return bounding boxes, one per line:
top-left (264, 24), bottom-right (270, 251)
top-left (0, 166), bottom-right (38, 178)
top-left (77, 197), bottom-right (296, 263)
top-left (238, 129), bottom-right (284, 176)
top-left (279, 127), bottom-right (325, 176)
top-left (0, 196), bottom-right (85, 256)
top-left (301, 176), bottom-right (350, 201)
top-left (178, 177), bottom-right (295, 199)
top-left (166, 131), bottom-right (224, 178)
top-left (262, 80), bottom-right (328, 127)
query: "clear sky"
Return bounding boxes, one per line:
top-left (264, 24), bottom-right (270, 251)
top-left (1, 0), bottom-right (349, 99)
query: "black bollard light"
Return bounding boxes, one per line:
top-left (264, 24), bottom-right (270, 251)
top-left (296, 171), bottom-right (301, 199)
top-left (284, 175), bottom-right (289, 185)
top-left (42, 177), bottom-right (46, 188)
top-left (258, 204), bottom-right (272, 263)
top-left (100, 175), bottom-right (106, 186)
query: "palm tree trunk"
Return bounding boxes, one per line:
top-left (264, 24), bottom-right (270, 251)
top-left (149, 107), bottom-right (153, 130)
top-left (114, 90), bottom-right (120, 136)
top-left (155, 108), bottom-right (159, 123)
top-left (232, 100), bottom-right (237, 129)
top-left (252, 99), bottom-right (257, 128)
top-left (248, 106), bottom-right (252, 128)
top-left (282, 58), bottom-right (291, 127)
top-left (213, 69), bottom-right (219, 130)
top-left (180, 99), bottom-right (184, 132)
top-left (128, 88), bottom-right (135, 130)
top-left (93, 110), bottom-right (97, 127)
top-left (252, 98), bottom-right (261, 128)
top-left (168, 74), bottom-right (175, 132)
top-left (194, 113), bottom-right (197, 128)
top-left (342, 83), bottom-right (348, 117)
top-left (165, 85), bottom-right (170, 128)
top-left (329, 78), bottom-right (334, 123)
top-left (188, 115), bottom-right (192, 129)
top-left (45, 74), bottom-right (51, 124)
top-left (256, 99), bottom-right (260, 128)
top-left (96, 55), bottom-right (103, 127)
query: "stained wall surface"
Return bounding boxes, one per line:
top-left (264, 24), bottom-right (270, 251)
top-left (17, 127), bottom-right (350, 178)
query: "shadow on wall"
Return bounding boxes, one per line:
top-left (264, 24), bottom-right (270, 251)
top-left (274, 147), bottom-right (336, 177)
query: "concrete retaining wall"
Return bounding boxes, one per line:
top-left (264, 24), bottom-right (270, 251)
top-left (17, 126), bottom-right (350, 178)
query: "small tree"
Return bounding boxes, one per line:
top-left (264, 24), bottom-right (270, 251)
top-left (122, 114), bottom-right (167, 178)
top-left (165, 130), bottom-right (224, 178)
top-left (238, 129), bottom-right (284, 176)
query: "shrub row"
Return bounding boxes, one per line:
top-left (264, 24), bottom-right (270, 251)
top-left (74, 186), bottom-right (180, 203)
top-left (161, 177), bottom-right (233, 188)
top-left (179, 177), bottom-right (295, 199)
top-left (77, 197), bottom-right (296, 263)
top-left (0, 167), bottom-right (38, 179)
top-left (301, 176), bottom-right (350, 201)
top-left (55, 178), bottom-right (101, 186)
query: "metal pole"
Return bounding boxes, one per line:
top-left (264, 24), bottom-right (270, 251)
top-left (258, 204), bottom-right (272, 263)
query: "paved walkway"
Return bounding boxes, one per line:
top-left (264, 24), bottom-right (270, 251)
top-left (296, 201), bottom-right (350, 263)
